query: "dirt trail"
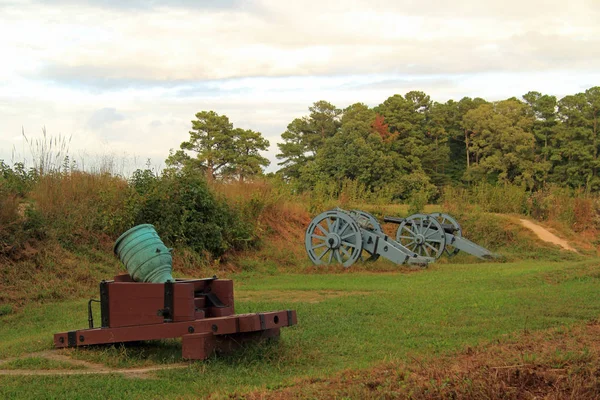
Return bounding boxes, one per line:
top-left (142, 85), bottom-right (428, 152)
top-left (0, 364), bottom-right (188, 377)
top-left (519, 219), bottom-right (577, 252)
top-left (0, 350), bottom-right (189, 378)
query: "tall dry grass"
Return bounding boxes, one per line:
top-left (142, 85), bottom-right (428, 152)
top-left (442, 183), bottom-right (600, 234)
top-left (29, 172), bottom-right (135, 247)
top-left (21, 127), bottom-right (71, 175)
top-left (209, 178), bottom-right (310, 242)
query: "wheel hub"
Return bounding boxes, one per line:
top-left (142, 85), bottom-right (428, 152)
top-left (326, 233), bottom-right (341, 249)
top-left (415, 234), bottom-right (425, 245)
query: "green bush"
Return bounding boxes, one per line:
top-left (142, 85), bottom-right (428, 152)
top-left (408, 191), bottom-right (428, 215)
top-left (0, 161), bottom-right (38, 197)
top-left (131, 169), bottom-right (255, 256)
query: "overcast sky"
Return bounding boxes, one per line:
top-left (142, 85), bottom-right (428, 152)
top-left (1, 0), bottom-right (599, 174)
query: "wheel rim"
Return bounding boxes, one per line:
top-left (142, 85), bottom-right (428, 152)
top-left (305, 210), bottom-right (363, 268)
top-left (429, 212), bottom-right (462, 257)
top-left (396, 213), bottom-right (446, 259)
top-left (349, 210), bottom-right (381, 262)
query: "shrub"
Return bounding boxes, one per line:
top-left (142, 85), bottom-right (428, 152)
top-left (0, 161), bottom-right (38, 197)
top-left (132, 169), bottom-right (255, 256)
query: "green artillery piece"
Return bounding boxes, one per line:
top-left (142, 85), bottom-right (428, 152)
top-left (385, 212), bottom-right (499, 260)
top-left (305, 208), bottom-right (435, 268)
top-left (305, 209), bottom-right (498, 268)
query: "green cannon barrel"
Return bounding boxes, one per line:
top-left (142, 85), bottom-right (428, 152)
top-left (113, 224), bottom-right (174, 283)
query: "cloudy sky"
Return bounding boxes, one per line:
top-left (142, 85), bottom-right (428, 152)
top-left (1, 0), bottom-right (599, 174)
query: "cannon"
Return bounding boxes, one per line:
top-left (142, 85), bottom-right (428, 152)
top-left (304, 208), bottom-right (435, 268)
top-left (385, 212), bottom-right (498, 260)
top-left (305, 209), bottom-right (498, 268)
top-left (54, 225), bottom-right (297, 360)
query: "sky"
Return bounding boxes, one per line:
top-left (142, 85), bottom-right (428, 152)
top-left (1, 0), bottom-right (599, 174)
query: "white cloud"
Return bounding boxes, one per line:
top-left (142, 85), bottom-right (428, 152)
top-left (0, 0), bottom-right (598, 173)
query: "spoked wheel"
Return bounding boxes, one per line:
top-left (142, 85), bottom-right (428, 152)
top-left (396, 214), bottom-right (446, 259)
top-left (349, 210), bottom-right (381, 262)
top-left (430, 212), bottom-right (462, 257)
top-left (305, 210), bottom-right (363, 268)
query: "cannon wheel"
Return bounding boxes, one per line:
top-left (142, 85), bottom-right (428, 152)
top-left (430, 212), bottom-right (462, 257)
top-left (305, 210), bottom-right (363, 268)
top-left (350, 210), bottom-right (381, 262)
top-left (396, 214), bottom-right (446, 259)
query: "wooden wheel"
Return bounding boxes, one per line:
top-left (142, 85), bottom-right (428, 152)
top-left (349, 210), bottom-right (381, 262)
top-left (305, 210), bottom-right (363, 268)
top-left (396, 214), bottom-right (446, 259)
top-left (430, 212), bottom-right (462, 257)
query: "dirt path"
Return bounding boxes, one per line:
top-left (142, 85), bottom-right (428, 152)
top-left (0, 364), bottom-right (188, 377)
top-left (0, 350), bottom-right (189, 378)
top-left (519, 219), bottom-right (577, 252)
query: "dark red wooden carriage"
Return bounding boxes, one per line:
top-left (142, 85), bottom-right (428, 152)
top-left (54, 274), bottom-right (297, 360)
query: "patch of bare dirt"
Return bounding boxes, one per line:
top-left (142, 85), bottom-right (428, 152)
top-left (238, 321), bottom-right (600, 399)
top-left (0, 350), bottom-right (188, 378)
top-left (519, 219), bottom-right (577, 252)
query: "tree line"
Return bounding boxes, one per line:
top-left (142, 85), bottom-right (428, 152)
top-left (169, 87), bottom-right (599, 199)
top-left (275, 87), bottom-right (600, 199)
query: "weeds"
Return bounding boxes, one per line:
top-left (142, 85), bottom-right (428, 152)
top-left (21, 126), bottom-right (71, 176)
top-left (442, 182), bottom-right (600, 234)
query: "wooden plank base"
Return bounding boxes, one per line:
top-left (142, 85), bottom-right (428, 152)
top-left (54, 311), bottom-right (296, 360)
top-left (182, 328), bottom-right (281, 360)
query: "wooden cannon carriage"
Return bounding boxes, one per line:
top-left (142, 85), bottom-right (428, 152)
top-left (54, 274), bottom-right (297, 360)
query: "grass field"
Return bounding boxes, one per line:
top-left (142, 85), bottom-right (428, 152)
top-left (1, 257), bottom-right (599, 399)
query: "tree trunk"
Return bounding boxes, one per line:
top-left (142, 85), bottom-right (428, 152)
top-left (207, 160), bottom-right (214, 182)
top-left (465, 129), bottom-right (470, 168)
top-left (594, 114), bottom-right (598, 177)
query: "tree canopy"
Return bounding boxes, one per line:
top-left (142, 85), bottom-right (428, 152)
top-left (276, 86), bottom-right (600, 198)
top-left (166, 111), bottom-right (270, 182)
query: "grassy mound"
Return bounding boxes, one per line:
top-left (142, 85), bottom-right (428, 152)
top-left (1, 168), bottom-right (598, 308)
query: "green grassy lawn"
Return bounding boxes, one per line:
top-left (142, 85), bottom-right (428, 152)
top-left (1, 258), bottom-right (599, 399)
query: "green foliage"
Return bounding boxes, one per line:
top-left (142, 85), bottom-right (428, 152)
top-left (0, 161), bottom-right (38, 197)
top-left (394, 171), bottom-right (437, 201)
top-left (407, 191), bottom-right (428, 215)
top-left (0, 166), bottom-right (47, 260)
top-left (167, 110), bottom-right (270, 181)
top-left (443, 182), bottom-right (530, 214)
top-left (225, 128), bottom-right (270, 181)
top-left (462, 99), bottom-right (544, 188)
top-left (549, 90), bottom-right (600, 190)
top-left (523, 90), bottom-right (558, 165)
top-left (311, 103), bottom-right (401, 191)
top-left (279, 86), bottom-right (600, 199)
top-left (131, 168), bottom-right (255, 256)
top-left (1, 163), bottom-right (261, 263)
top-left (276, 101), bottom-right (341, 180)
